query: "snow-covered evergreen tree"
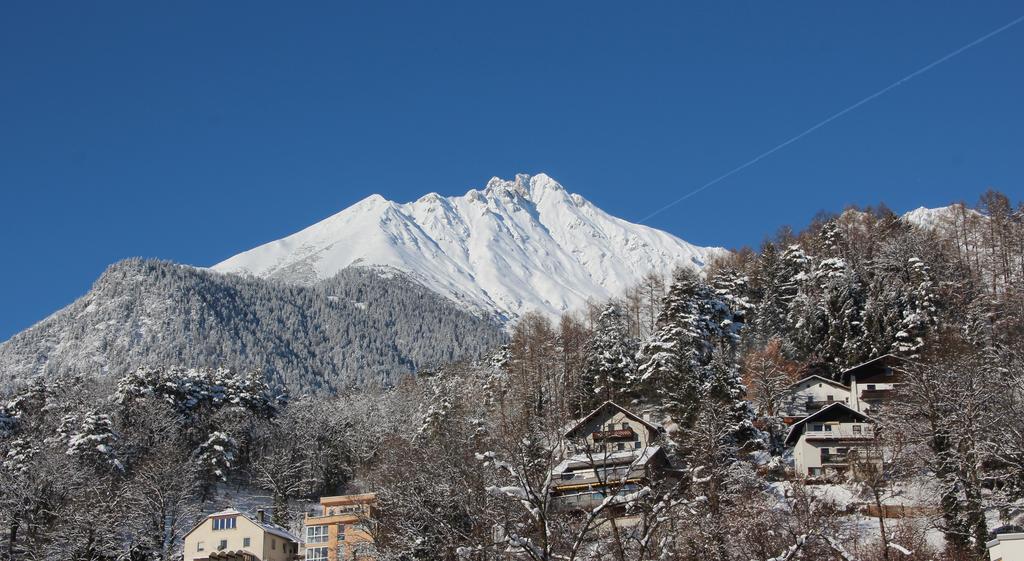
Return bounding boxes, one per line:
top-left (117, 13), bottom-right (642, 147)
top-left (580, 303), bottom-right (636, 408)
top-left (195, 431), bottom-right (237, 483)
top-left (65, 411), bottom-right (123, 471)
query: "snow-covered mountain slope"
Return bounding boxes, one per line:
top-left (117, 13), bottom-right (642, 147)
top-left (902, 204), bottom-right (983, 230)
top-left (212, 173), bottom-right (727, 322)
top-left (0, 260), bottom-right (506, 392)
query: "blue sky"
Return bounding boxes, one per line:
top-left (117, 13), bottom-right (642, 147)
top-left (1, 2), bottom-right (1022, 341)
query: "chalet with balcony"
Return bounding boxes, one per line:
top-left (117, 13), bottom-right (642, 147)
top-left (781, 375), bottom-right (853, 423)
top-left (839, 354), bottom-right (908, 413)
top-left (785, 402), bottom-right (880, 479)
top-left (303, 493), bottom-right (376, 561)
top-left (550, 401), bottom-right (668, 512)
top-left (183, 508), bottom-right (300, 561)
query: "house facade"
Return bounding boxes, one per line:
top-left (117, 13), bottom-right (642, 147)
top-left (303, 493), bottom-right (377, 561)
top-left (839, 354), bottom-right (907, 413)
top-left (988, 532), bottom-right (1024, 561)
top-left (781, 375), bottom-right (853, 423)
top-left (785, 403), bottom-right (880, 479)
top-left (183, 509), bottom-right (300, 561)
top-left (550, 401), bottom-right (668, 512)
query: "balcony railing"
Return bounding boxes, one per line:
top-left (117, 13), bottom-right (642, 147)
top-left (804, 428), bottom-right (874, 440)
top-left (592, 428), bottom-right (635, 441)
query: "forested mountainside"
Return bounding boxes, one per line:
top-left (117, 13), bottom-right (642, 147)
top-left (0, 259), bottom-right (506, 392)
top-left (2, 190), bottom-right (1022, 561)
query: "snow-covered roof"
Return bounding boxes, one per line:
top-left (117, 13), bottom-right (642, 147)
top-left (185, 508), bottom-right (300, 543)
top-left (553, 445), bottom-right (664, 474)
top-left (563, 401), bottom-right (661, 439)
top-left (784, 403), bottom-right (874, 446)
top-left (787, 374), bottom-right (850, 391)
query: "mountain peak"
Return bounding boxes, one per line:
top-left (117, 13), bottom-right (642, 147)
top-left (481, 173), bottom-right (566, 203)
top-left (212, 174), bottom-right (726, 323)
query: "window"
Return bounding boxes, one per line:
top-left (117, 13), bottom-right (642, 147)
top-left (820, 448), bottom-right (829, 461)
top-left (271, 538), bottom-right (276, 550)
top-left (617, 442), bottom-right (625, 451)
top-left (218, 540), bottom-right (227, 551)
top-left (197, 542), bottom-right (205, 552)
top-left (809, 467), bottom-right (823, 476)
top-left (621, 422), bottom-right (629, 429)
top-left (810, 424), bottom-right (823, 432)
top-left (824, 424), bottom-right (833, 432)
top-left (307, 525), bottom-right (329, 544)
top-left (338, 524), bottom-right (346, 541)
top-left (213, 517), bottom-right (237, 531)
top-left (867, 384), bottom-right (876, 390)
top-left (306, 547), bottom-right (329, 561)
top-left (826, 395), bottom-right (834, 402)
top-left (634, 441), bottom-right (641, 449)
top-left (852, 425), bottom-right (862, 434)
top-left (243, 537), bottom-right (251, 548)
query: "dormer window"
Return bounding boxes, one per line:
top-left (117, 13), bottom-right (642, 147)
top-left (212, 517), bottom-right (237, 531)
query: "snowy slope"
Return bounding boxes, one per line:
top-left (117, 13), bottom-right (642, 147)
top-left (212, 173), bottom-right (727, 322)
top-left (902, 204), bottom-right (982, 230)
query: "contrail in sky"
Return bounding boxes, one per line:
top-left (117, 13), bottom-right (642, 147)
top-left (638, 14), bottom-right (1024, 224)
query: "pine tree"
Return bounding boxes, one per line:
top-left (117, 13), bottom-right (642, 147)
top-left (637, 270), bottom-right (737, 428)
top-left (580, 303), bottom-right (636, 409)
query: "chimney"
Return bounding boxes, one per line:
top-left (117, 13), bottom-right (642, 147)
top-left (256, 509), bottom-right (266, 523)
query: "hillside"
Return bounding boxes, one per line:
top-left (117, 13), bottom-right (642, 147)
top-left (0, 259), bottom-right (506, 392)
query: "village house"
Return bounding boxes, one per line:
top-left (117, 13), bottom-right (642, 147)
top-left (839, 354), bottom-right (907, 413)
top-left (780, 355), bottom-right (909, 423)
top-left (785, 402), bottom-right (881, 479)
top-left (303, 493), bottom-right (377, 561)
top-left (780, 374), bottom-right (853, 423)
top-left (182, 508), bottom-right (300, 561)
top-left (550, 401), bottom-right (669, 514)
top-left (988, 531), bottom-right (1024, 561)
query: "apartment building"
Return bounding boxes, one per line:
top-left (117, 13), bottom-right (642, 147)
top-left (303, 493), bottom-right (377, 561)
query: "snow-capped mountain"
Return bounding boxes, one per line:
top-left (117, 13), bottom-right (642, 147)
top-left (213, 173), bottom-right (727, 322)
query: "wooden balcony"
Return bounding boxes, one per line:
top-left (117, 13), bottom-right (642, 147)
top-left (805, 427), bottom-right (874, 441)
top-left (592, 428), bottom-right (635, 441)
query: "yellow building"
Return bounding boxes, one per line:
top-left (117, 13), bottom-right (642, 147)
top-left (303, 494), bottom-right (377, 561)
top-left (183, 508), bottom-right (300, 561)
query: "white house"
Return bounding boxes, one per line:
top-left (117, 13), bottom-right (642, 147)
top-left (988, 532), bottom-right (1024, 561)
top-left (839, 354), bottom-right (908, 413)
top-left (781, 375), bottom-right (853, 423)
top-left (182, 508), bottom-right (300, 561)
top-left (550, 401), bottom-right (668, 513)
top-left (785, 402), bottom-right (879, 478)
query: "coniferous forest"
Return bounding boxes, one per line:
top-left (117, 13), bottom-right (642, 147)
top-left (3, 191), bottom-right (1024, 561)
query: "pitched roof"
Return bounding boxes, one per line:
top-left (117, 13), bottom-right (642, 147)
top-left (563, 401), bottom-right (661, 439)
top-left (784, 402), bottom-right (874, 446)
top-left (552, 445), bottom-right (665, 474)
top-left (787, 374), bottom-right (850, 391)
top-left (184, 508), bottom-right (300, 543)
top-left (838, 354), bottom-right (912, 384)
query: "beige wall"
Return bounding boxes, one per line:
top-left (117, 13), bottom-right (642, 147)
top-left (989, 534), bottom-right (1024, 561)
top-left (183, 514), bottom-right (297, 561)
